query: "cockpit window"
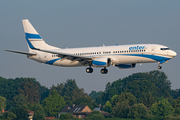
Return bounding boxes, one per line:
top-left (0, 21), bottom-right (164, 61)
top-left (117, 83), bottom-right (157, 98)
top-left (160, 48), bottom-right (170, 50)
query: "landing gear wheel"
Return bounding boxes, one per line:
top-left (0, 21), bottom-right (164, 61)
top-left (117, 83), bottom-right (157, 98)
top-left (86, 67), bottom-right (93, 73)
top-left (158, 66), bottom-right (162, 69)
top-left (101, 68), bottom-right (108, 74)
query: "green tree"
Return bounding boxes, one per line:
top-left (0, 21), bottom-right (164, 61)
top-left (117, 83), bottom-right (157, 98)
top-left (89, 91), bottom-right (103, 100)
top-left (110, 94), bottom-right (118, 103)
top-left (112, 101), bottom-right (130, 118)
top-left (17, 78), bottom-right (40, 104)
top-left (141, 92), bottom-right (156, 108)
top-left (170, 89), bottom-right (180, 99)
top-left (62, 79), bottom-right (87, 100)
top-left (0, 77), bottom-right (27, 109)
top-left (6, 112), bottom-right (17, 120)
top-left (42, 90), bottom-right (66, 117)
top-left (112, 92), bottom-right (136, 107)
top-left (96, 70), bottom-right (171, 107)
top-left (103, 101), bottom-right (112, 113)
top-left (12, 94), bottom-right (26, 108)
top-left (0, 96), bottom-right (6, 110)
top-left (149, 70), bottom-right (171, 98)
top-left (39, 86), bottom-right (50, 103)
top-left (151, 98), bottom-right (173, 118)
top-left (51, 83), bottom-right (64, 95)
top-left (11, 107), bottom-right (29, 120)
top-left (173, 96), bottom-right (180, 116)
top-left (51, 79), bottom-right (87, 105)
top-left (1, 112), bottom-right (17, 120)
top-left (174, 96), bottom-right (180, 108)
top-left (73, 96), bottom-right (97, 110)
top-left (33, 103), bottom-right (45, 120)
top-left (62, 79), bottom-right (79, 97)
top-left (0, 77), bottom-right (50, 109)
top-left (129, 103), bottom-right (149, 119)
top-left (124, 79), bottom-right (157, 106)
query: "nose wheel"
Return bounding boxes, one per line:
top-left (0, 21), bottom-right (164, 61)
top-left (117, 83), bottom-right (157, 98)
top-left (158, 66), bottom-right (162, 69)
top-left (86, 67), bottom-right (93, 73)
top-left (101, 67), bottom-right (108, 74)
top-left (157, 62), bottom-right (162, 69)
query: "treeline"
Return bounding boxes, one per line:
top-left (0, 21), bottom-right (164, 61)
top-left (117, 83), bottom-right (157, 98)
top-left (0, 77), bottom-right (97, 119)
top-left (0, 70), bottom-right (180, 120)
top-left (89, 70), bottom-right (180, 119)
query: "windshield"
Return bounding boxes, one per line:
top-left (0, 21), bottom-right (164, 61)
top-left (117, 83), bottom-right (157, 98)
top-left (160, 48), bottom-right (170, 50)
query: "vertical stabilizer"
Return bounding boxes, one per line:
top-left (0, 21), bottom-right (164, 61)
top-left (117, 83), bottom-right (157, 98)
top-left (22, 19), bottom-right (39, 34)
top-left (22, 19), bottom-right (58, 51)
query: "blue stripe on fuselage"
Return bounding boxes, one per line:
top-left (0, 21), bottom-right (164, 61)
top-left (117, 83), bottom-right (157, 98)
top-left (45, 58), bottom-right (62, 65)
top-left (121, 54), bottom-right (171, 61)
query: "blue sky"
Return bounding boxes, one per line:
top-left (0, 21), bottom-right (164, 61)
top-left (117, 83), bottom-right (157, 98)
top-left (1, 1), bottom-right (179, 93)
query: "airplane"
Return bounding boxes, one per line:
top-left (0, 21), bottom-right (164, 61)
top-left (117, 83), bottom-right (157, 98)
top-left (5, 19), bottom-right (177, 74)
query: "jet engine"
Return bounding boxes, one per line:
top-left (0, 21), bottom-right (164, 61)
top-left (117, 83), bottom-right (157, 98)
top-left (116, 64), bottom-right (136, 69)
top-left (92, 58), bottom-right (111, 67)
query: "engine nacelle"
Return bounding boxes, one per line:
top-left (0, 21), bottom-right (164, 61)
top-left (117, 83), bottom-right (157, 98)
top-left (92, 58), bottom-right (111, 67)
top-left (116, 63), bottom-right (136, 69)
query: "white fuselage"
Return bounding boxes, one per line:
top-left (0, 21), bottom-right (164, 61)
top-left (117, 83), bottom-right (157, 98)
top-left (28, 44), bottom-right (176, 67)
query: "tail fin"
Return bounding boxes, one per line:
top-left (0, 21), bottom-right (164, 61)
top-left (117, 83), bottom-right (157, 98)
top-left (22, 19), bottom-right (58, 51)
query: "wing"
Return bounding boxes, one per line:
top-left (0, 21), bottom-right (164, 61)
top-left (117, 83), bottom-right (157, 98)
top-left (37, 49), bottom-right (93, 65)
top-left (5, 50), bottom-right (36, 56)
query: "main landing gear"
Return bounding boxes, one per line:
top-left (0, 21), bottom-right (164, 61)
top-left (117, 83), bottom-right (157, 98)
top-left (86, 67), bottom-right (108, 74)
top-left (86, 67), bottom-right (93, 73)
top-left (101, 67), bottom-right (108, 74)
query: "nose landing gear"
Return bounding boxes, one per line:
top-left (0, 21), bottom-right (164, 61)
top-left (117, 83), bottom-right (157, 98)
top-left (158, 65), bottom-right (162, 69)
top-left (157, 62), bottom-right (162, 69)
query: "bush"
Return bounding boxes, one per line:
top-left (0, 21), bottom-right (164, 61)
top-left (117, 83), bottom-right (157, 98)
top-left (59, 113), bottom-right (73, 120)
top-left (129, 103), bottom-right (149, 119)
top-left (112, 101), bottom-right (130, 118)
top-left (151, 98), bottom-right (173, 118)
top-left (165, 115), bottom-right (180, 120)
top-left (85, 111), bottom-right (104, 120)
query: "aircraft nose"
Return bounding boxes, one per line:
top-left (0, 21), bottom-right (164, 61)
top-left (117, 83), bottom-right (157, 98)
top-left (169, 50), bottom-right (177, 57)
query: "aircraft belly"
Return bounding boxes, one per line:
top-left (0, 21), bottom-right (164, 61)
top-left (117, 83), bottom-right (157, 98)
top-left (52, 59), bottom-right (83, 67)
top-left (115, 55), bottom-right (156, 64)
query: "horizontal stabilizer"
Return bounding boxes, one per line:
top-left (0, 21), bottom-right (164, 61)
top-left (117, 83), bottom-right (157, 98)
top-left (5, 50), bottom-right (36, 56)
